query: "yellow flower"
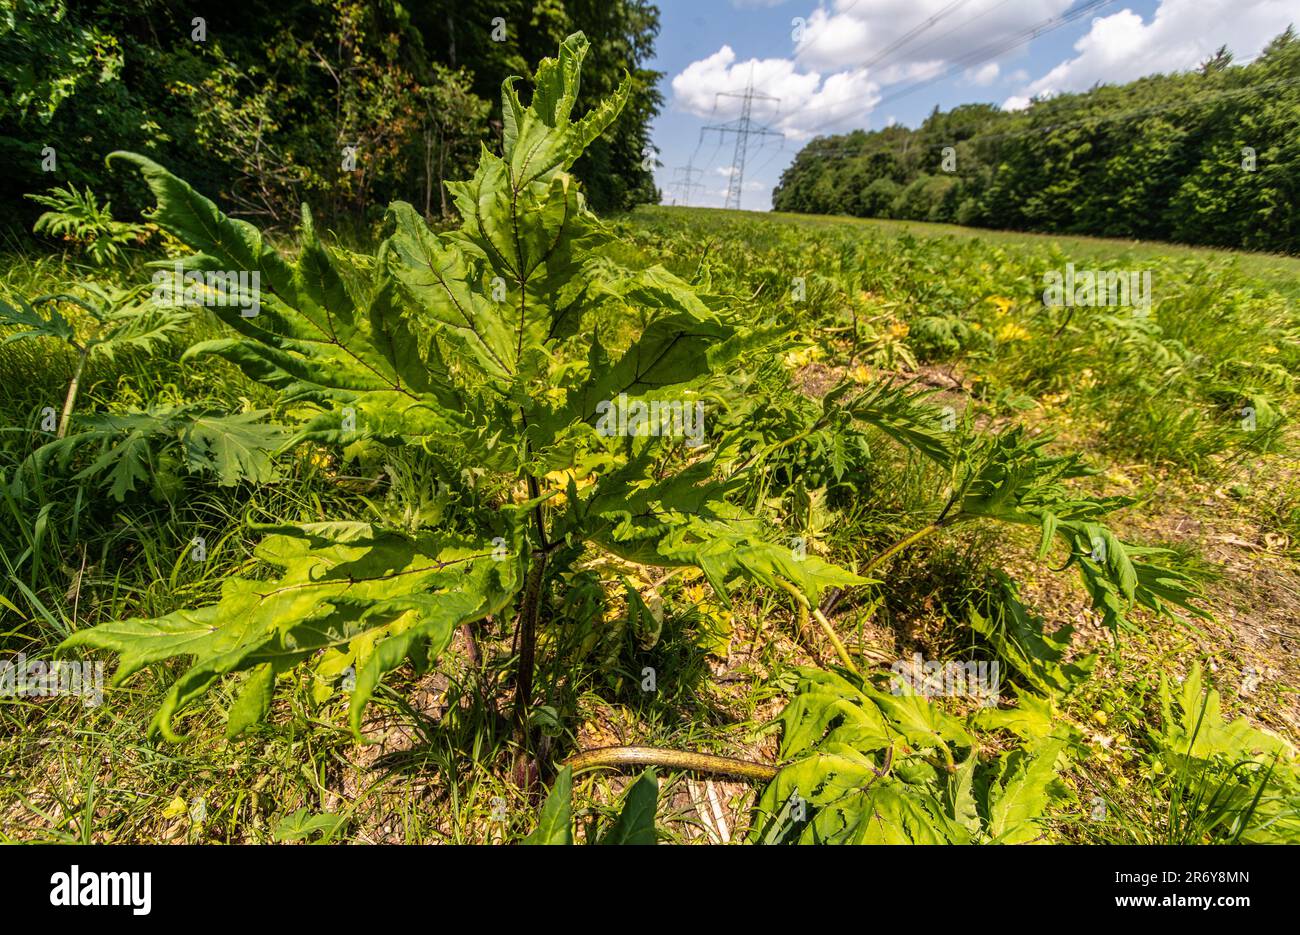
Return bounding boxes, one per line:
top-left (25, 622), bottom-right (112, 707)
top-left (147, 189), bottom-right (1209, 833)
top-left (849, 364), bottom-right (872, 383)
top-left (996, 322), bottom-right (1031, 342)
top-left (162, 796), bottom-right (188, 819)
top-left (540, 468), bottom-right (595, 507)
top-left (784, 345), bottom-right (824, 368)
top-left (544, 468), bottom-right (594, 489)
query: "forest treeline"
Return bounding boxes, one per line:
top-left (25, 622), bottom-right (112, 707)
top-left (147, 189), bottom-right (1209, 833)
top-left (772, 29), bottom-right (1300, 253)
top-left (0, 0), bottom-right (661, 234)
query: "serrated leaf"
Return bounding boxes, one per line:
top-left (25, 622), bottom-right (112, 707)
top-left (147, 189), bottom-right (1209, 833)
top-left (755, 667), bottom-right (1068, 844)
top-left (60, 523), bottom-right (520, 740)
top-left (0, 293), bottom-right (76, 344)
top-left (183, 411), bottom-right (289, 485)
top-left (846, 378), bottom-right (953, 466)
top-left (272, 809), bottom-right (346, 843)
top-left (226, 663), bottom-right (275, 739)
top-left (986, 739), bottom-right (1065, 844)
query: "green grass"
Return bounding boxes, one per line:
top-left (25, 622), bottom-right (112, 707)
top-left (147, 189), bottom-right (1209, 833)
top-left (2, 206), bottom-right (1298, 844)
top-left (650, 205), bottom-right (1300, 299)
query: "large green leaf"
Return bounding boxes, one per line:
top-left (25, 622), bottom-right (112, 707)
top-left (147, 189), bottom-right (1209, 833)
top-left (108, 152), bottom-right (467, 451)
top-left (753, 667), bottom-right (1070, 844)
top-left (19, 405), bottom-right (288, 500)
top-left (60, 522), bottom-right (520, 739)
top-left (985, 739), bottom-right (1067, 843)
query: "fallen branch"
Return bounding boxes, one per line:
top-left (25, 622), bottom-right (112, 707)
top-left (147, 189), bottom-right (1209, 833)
top-left (564, 745), bottom-right (778, 782)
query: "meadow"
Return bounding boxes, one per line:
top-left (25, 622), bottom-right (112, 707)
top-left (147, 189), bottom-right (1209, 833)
top-left (1, 39), bottom-right (1298, 845)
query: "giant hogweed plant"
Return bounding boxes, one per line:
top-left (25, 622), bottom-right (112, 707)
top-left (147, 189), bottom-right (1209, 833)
top-left (59, 36), bottom-right (1216, 835)
top-left (0, 284), bottom-right (286, 501)
top-left (0, 282), bottom-right (188, 439)
top-left (60, 34), bottom-right (865, 745)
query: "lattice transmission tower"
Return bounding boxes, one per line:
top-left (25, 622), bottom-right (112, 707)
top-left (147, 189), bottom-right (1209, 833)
top-left (669, 163), bottom-right (707, 206)
top-left (702, 76), bottom-right (781, 210)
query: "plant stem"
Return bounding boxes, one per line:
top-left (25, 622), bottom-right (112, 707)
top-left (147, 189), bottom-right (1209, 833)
top-left (459, 620), bottom-right (481, 669)
top-left (812, 607), bottom-right (860, 675)
top-left (512, 471), bottom-right (553, 741)
top-left (861, 521), bottom-right (943, 576)
top-left (512, 550), bottom-right (547, 737)
top-left (773, 578), bottom-right (811, 641)
top-left (565, 745), bottom-right (778, 782)
top-left (776, 579), bottom-right (860, 675)
top-left (58, 348), bottom-right (88, 439)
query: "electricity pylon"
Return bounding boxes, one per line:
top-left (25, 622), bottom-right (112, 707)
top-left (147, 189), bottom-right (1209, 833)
top-left (702, 76), bottom-right (781, 210)
top-left (669, 163), bottom-right (706, 206)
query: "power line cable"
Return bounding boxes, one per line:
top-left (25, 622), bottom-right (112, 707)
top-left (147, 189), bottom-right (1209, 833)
top-left (859, 0), bottom-right (979, 71)
top-left (791, 0), bottom-right (1116, 136)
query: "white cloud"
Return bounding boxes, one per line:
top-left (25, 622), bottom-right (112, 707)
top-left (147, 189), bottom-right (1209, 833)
top-left (672, 0), bottom-right (1074, 139)
top-left (673, 0), bottom-right (1296, 139)
top-left (966, 62), bottom-right (1001, 86)
top-left (792, 0), bottom-right (1074, 72)
top-left (1005, 0), bottom-right (1298, 106)
top-left (670, 44), bottom-right (881, 140)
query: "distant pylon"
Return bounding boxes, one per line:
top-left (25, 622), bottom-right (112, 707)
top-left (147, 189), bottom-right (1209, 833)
top-left (670, 163), bottom-right (706, 206)
top-left (703, 72), bottom-right (781, 210)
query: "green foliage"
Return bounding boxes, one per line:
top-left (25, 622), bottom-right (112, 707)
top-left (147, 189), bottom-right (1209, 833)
top-left (1100, 662), bottom-right (1300, 844)
top-left (1, 0), bottom-right (661, 235)
top-left (27, 185), bottom-right (151, 266)
top-left (910, 426), bottom-right (1209, 636)
top-left (524, 766), bottom-right (660, 844)
top-left (752, 668), bottom-right (1071, 844)
top-left (0, 282), bottom-right (188, 362)
top-left (968, 573), bottom-right (1096, 696)
top-left (1156, 664), bottom-right (1300, 844)
top-left (59, 34), bottom-right (859, 740)
top-left (629, 206), bottom-right (1296, 477)
top-left (16, 405), bottom-right (288, 502)
top-left (4, 10), bottom-right (1295, 848)
top-left (772, 29), bottom-right (1300, 252)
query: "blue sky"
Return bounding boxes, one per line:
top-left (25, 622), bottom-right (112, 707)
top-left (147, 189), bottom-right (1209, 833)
top-left (644, 0), bottom-right (1298, 210)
